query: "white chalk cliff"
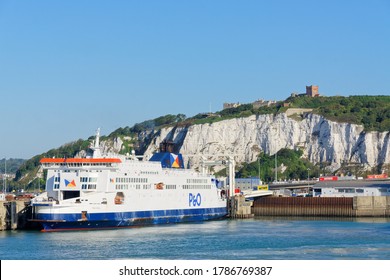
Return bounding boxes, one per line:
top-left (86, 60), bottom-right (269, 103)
top-left (107, 113), bottom-right (390, 172)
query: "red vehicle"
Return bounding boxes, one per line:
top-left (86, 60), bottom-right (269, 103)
top-left (367, 174), bottom-right (388, 180)
top-left (319, 176), bottom-right (338, 181)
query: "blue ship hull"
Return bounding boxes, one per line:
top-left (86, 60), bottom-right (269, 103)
top-left (36, 207), bottom-right (228, 232)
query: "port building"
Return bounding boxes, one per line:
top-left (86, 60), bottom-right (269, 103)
top-left (313, 180), bottom-right (390, 197)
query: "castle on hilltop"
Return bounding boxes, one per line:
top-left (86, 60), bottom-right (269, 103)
top-left (291, 85), bottom-right (321, 98)
top-left (305, 85), bottom-right (320, 97)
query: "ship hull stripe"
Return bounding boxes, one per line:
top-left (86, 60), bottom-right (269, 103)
top-left (37, 207), bottom-right (228, 232)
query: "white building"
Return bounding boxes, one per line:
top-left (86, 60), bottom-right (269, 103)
top-left (235, 178), bottom-right (262, 191)
top-left (313, 180), bottom-right (390, 197)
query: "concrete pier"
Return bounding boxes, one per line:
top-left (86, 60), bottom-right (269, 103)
top-left (354, 196), bottom-right (390, 217)
top-left (229, 195), bottom-right (254, 219)
top-left (0, 201), bottom-right (32, 230)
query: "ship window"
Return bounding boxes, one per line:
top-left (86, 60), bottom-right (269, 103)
top-left (345, 188), bottom-right (355, 193)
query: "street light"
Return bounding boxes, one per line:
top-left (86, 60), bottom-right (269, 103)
top-left (274, 117), bottom-right (279, 183)
top-left (275, 151), bottom-right (277, 183)
top-left (258, 156), bottom-right (261, 185)
top-left (307, 168), bottom-right (312, 196)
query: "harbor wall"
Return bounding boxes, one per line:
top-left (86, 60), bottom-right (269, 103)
top-left (229, 195), bottom-right (254, 219)
top-left (253, 196), bottom-right (390, 217)
top-left (354, 196), bottom-right (390, 217)
top-left (0, 201), bottom-right (32, 231)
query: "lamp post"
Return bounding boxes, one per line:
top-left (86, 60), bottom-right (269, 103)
top-left (275, 151), bottom-right (277, 183)
top-left (307, 168), bottom-right (313, 196)
top-left (258, 156), bottom-right (261, 185)
top-left (307, 168), bottom-right (310, 182)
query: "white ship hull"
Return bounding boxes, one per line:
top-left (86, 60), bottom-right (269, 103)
top-left (33, 169), bottom-right (227, 231)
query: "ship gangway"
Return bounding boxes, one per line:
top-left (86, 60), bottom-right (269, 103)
top-left (241, 190), bottom-right (273, 199)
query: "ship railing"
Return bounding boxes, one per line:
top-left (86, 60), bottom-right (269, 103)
top-left (162, 168), bottom-right (213, 177)
top-left (31, 196), bottom-right (59, 205)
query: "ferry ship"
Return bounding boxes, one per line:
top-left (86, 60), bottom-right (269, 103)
top-left (31, 129), bottom-right (228, 232)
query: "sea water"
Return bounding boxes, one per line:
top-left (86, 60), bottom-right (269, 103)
top-left (1, 217), bottom-right (390, 260)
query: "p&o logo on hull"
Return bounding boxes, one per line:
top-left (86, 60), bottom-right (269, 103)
top-left (189, 193), bottom-right (201, 207)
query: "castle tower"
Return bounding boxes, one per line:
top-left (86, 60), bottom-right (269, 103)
top-left (306, 85), bottom-right (319, 97)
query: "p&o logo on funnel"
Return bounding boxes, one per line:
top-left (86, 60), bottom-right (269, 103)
top-left (65, 179), bottom-right (76, 187)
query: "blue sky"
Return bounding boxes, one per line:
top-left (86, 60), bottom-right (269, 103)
top-left (0, 0), bottom-right (389, 159)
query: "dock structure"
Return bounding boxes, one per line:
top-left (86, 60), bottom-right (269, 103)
top-left (0, 201), bottom-right (32, 231)
top-left (253, 196), bottom-right (390, 217)
top-left (229, 195), bottom-right (254, 219)
top-left (229, 192), bottom-right (390, 219)
top-left (229, 190), bottom-right (273, 219)
top-left (228, 190), bottom-right (273, 219)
